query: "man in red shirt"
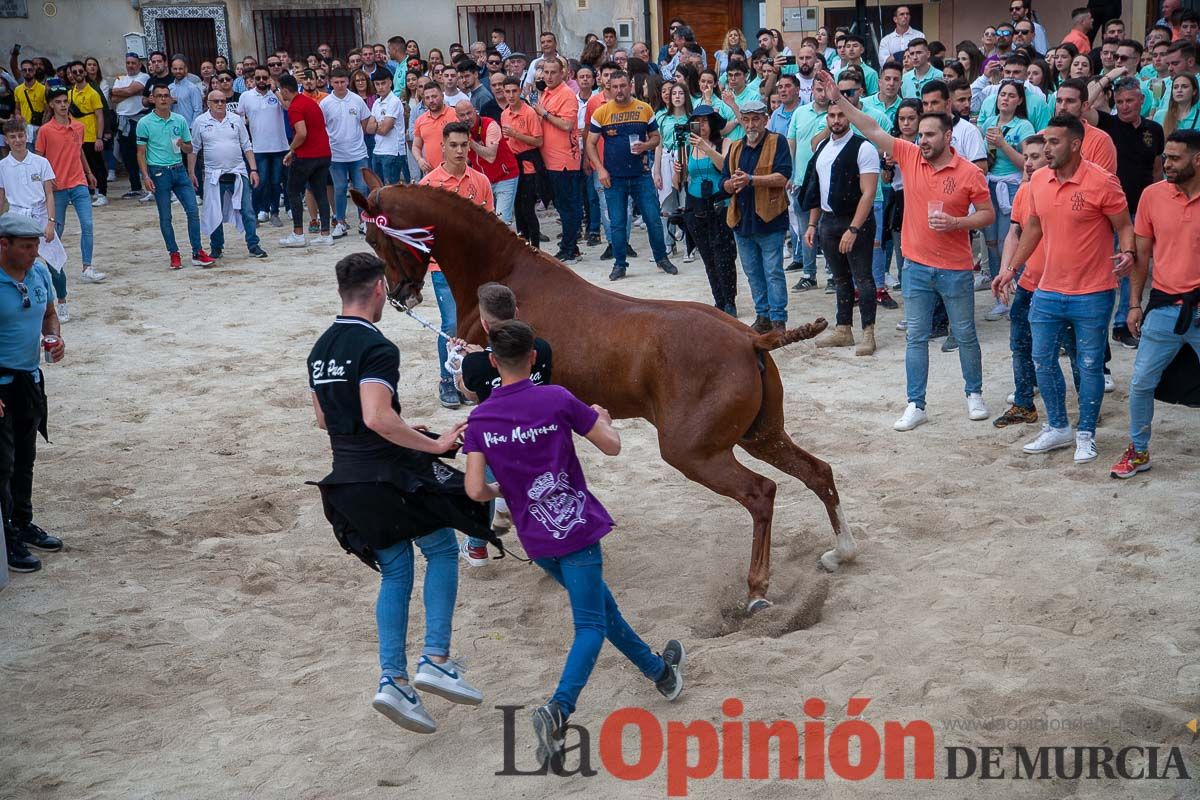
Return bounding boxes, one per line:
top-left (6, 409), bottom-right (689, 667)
top-left (277, 74), bottom-right (332, 247)
top-left (996, 114), bottom-right (1133, 465)
top-left (455, 100), bottom-right (519, 226)
top-left (1111, 129), bottom-right (1200, 478)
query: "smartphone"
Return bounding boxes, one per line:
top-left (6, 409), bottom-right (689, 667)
top-left (689, 120), bottom-right (702, 137)
top-left (783, 55), bottom-right (797, 66)
top-left (535, 79), bottom-right (547, 92)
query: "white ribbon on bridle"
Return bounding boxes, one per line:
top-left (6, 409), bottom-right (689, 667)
top-left (360, 212), bottom-right (435, 255)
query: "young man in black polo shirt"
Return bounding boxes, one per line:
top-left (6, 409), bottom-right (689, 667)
top-left (307, 252), bottom-right (496, 734)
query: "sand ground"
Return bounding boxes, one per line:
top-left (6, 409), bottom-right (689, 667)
top-left (1, 183), bottom-right (1198, 800)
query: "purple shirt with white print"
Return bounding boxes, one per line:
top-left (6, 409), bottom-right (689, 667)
top-left (462, 379), bottom-right (614, 559)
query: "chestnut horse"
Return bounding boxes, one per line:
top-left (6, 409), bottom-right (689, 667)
top-left (351, 176), bottom-right (857, 611)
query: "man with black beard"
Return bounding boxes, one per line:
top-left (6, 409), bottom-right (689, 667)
top-left (795, 44), bottom-right (817, 104)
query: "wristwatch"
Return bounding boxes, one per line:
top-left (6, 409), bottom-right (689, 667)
top-left (848, 225), bottom-right (860, 234)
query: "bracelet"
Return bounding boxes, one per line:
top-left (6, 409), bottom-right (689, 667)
top-left (807, 224), bottom-right (817, 229)
top-left (250, 169), bottom-right (258, 172)
top-left (1122, 249), bottom-right (1135, 257)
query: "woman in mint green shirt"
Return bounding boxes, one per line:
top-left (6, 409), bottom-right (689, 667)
top-left (981, 80), bottom-right (1034, 283)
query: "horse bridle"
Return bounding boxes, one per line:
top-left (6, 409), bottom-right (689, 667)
top-left (364, 186), bottom-right (429, 311)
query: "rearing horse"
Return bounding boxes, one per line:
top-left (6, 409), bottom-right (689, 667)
top-left (351, 175), bottom-right (858, 611)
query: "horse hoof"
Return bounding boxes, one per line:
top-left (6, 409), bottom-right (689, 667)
top-left (818, 550), bottom-right (841, 572)
top-left (747, 598), bottom-right (772, 614)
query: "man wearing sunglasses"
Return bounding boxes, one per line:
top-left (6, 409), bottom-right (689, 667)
top-left (0, 212), bottom-right (65, 574)
top-left (1009, 0), bottom-right (1048, 54)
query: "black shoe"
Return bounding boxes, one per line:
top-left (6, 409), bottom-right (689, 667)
top-left (210, 248), bottom-right (223, 259)
top-left (785, 261), bottom-right (804, 272)
top-left (554, 250), bottom-right (581, 264)
top-left (438, 380), bottom-right (461, 409)
top-left (656, 258), bottom-right (678, 275)
top-left (247, 246), bottom-right (268, 259)
top-left (586, 233), bottom-right (601, 246)
top-left (532, 701), bottom-right (567, 768)
top-left (941, 334), bottom-right (959, 352)
top-left (876, 289), bottom-right (899, 310)
top-left (1113, 327), bottom-right (1139, 349)
top-left (6, 534), bottom-right (40, 572)
top-left (609, 265), bottom-right (626, 281)
top-left (15, 522), bottom-right (62, 552)
top-left (626, 245), bottom-right (638, 258)
top-left (791, 277), bottom-right (818, 292)
top-left (655, 640), bottom-right (687, 701)
top-left (600, 244), bottom-right (613, 259)
top-left (930, 324), bottom-right (949, 340)
top-left (751, 315), bottom-right (772, 334)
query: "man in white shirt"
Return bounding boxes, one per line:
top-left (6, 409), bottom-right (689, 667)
top-left (320, 68), bottom-right (375, 238)
top-left (878, 6), bottom-right (925, 65)
top-left (188, 91), bottom-right (265, 260)
top-left (523, 32), bottom-right (561, 88)
top-left (369, 69), bottom-right (409, 185)
top-left (238, 64), bottom-right (289, 226)
top-left (109, 53), bottom-right (149, 200)
top-left (441, 68), bottom-right (469, 109)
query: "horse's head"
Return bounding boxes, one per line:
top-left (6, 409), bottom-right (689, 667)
top-left (350, 170), bottom-right (433, 311)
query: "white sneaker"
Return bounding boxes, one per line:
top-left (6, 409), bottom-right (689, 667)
top-left (1007, 387), bottom-right (1038, 405)
top-left (1023, 424), bottom-right (1074, 454)
top-left (80, 266), bottom-right (107, 283)
top-left (459, 537), bottom-right (490, 567)
top-left (966, 392), bottom-right (989, 421)
top-left (91, 194), bottom-right (109, 207)
top-left (331, 222), bottom-right (348, 239)
top-left (311, 234), bottom-right (334, 246)
top-left (358, 221), bottom-right (367, 235)
top-left (973, 272), bottom-right (990, 291)
top-left (57, 301), bottom-right (69, 323)
top-left (895, 319), bottom-right (908, 331)
top-left (411, 656), bottom-right (483, 705)
top-left (372, 677), bottom-right (437, 733)
top-left (278, 232), bottom-right (308, 248)
top-left (885, 272), bottom-right (900, 289)
top-left (893, 402), bottom-right (928, 431)
top-left (1103, 373), bottom-right (1115, 393)
top-left (257, 210), bottom-right (269, 223)
top-left (985, 301), bottom-right (1009, 321)
top-left (138, 190), bottom-right (154, 203)
top-left (1074, 431), bottom-right (1098, 464)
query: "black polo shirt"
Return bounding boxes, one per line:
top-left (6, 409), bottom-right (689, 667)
top-left (460, 337), bottom-right (553, 402)
top-left (1095, 113), bottom-right (1164, 214)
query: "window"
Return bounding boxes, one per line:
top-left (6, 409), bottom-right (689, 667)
top-left (253, 9), bottom-right (364, 62)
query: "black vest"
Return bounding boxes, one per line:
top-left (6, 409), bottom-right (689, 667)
top-left (800, 133), bottom-right (872, 217)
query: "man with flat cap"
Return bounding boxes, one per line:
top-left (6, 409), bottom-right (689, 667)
top-left (0, 213), bottom-right (65, 574)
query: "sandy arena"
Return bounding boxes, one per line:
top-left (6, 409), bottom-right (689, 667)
top-left (1, 185), bottom-right (1199, 800)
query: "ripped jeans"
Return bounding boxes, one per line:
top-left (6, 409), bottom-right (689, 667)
top-left (1029, 289), bottom-right (1114, 434)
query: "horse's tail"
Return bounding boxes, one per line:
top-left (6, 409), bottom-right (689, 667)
top-left (752, 317), bottom-right (828, 352)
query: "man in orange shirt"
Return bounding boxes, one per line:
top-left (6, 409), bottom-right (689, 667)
top-left (1050, 79), bottom-right (1117, 173)
top-left (413, 84), bottom-right (452, 177)
top-left (997, 114), bottom-right (1133, 465)
top-left (1061, 8), bottom-right (1094, 55)
top-left (419, 122), bottom-right (495, 409)
top-left (818, 71), bottom-right (995, 432)
top-left (1111, 129), bottom-right (1200, 478)
top-left (533, 57), bottom-right (583, 263)
top-left (500, 76), bottom-right (544, 246)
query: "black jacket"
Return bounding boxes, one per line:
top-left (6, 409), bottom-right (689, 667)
top-left (799, 132), bottom-right (872, 217)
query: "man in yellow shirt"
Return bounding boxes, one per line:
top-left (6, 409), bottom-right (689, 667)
top-left (66, 60), bottom-right (107, 204)
top-left (14, 59), bottom-right (46, 142)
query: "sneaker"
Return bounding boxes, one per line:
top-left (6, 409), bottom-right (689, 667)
top-left (1006, 387), bottom-right (1039, 405)
top-left (269, 214), bottom-right (284, 228)
top-left (993, 404), bottom-right (1038, 428)
top-left (492, 502), bottom-right (513, 533)
top-left (1113, 327), bottom-right (1139, 349)
top-left (138, 191), bottom-right (153, 203)
top-left (633, 216), bottom-right (645, 229)
top-left (791, 277), bottom-right (817, 292)
top-left (308, 220), bottom-right (320, 234)
top-left (1104, 373), bottom-right (1115, 393)
top-left (985, 301), bottom-right (1009, 321)
top-left (585, 233), bottom-right (601, 246)
top-left (169, 252), bottom-right (183, 270)
top-left (600, 244), bottom-right (613, 259)
top-left (884, 272), bottom-right (900, 289)
top-left (91, 194), bottom-right (109, 207)
top-left (1110, 444), bottom-right (1150, 479)
top-left (966, 392), bottom-right (989, 421)
top-left (893, 402), bottom-right (928, 432)
top-left (683, 250), bottom-right (696, 263)
top-left (79, 266), bottom-right (107, 283)
top-left (279, 232), bottom-right (308, 248)
top-left (785, 260), bottom-right (804, 272)
top-left (656, 258), bottom-right (679, 275)
top-left (257, 210), bottom-right (269, 223)
top-left (5, 534), bottom-right (40, 573)
top-left (247, 246), bottom-right (268, 259)
top-left (192, 250), bottom-right (217, 267)
top-left (14, 522), bottom-right (62, 552)
top-left (358, 221), bottom-right (367, 235)
top-left (626, 246), bottom-right (638, 258)
top-left (1022, 424), bottom-right (1074, 454)
top-left (608, 265), bottom-right (626, 281)
top-left (439, 379), bottom-right (461, 409)
top-left (876, 288), bottom-right (899, 310)
top-left (120, 190), bottom-right (141, 200)
top-left (209, 248), bottom-right (223, 260)
top-left (532, 701), bottom-right (568, 768)
top-left (331, 222), bottom-right (349, 239)
top-left (824, 281), bottom-right (836, 294)
top-left (973, 272), bottom-right (990, 291)
top-left (655, 640), bottom-right (687, 701)
top-left (459, 537), bottom-right (490, 567)
top-left (941, 334), bottom-right (959, 352)
top-left (1074, 431), bottom-right (1098, 464)
top-left (106, 169), bottom-right (116, 182)
top-left (310, 234), bottom-right (334, 247)
top-left (895, 319), bottom-right (908, 331)
top-left (372, 677), bottom-right (437, 733)
top-left (411, 656), bottom-right (483, 705)
top-left (57, 301), bottom-right (69, 323)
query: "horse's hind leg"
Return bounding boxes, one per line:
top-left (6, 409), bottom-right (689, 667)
top-left (741, 431), bottom-right (858, 572)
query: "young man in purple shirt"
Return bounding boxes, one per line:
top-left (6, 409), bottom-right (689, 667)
top-left (462, 320), bottom-right (686, 768)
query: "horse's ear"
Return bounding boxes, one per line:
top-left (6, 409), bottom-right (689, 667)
top-left (361, 167), bottom-right (383, 191)
top-left (349, 187), bottom-right (371, 213)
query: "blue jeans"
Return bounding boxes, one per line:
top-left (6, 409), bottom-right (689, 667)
top-left (253, 151), bottom-right (285, 215)
top-left (984, 181), bottom-right (1014, 279)
top-left (871, 197), bottom-right (887, 288)
top-left (583, 171), bottom-right (602, 236)
top-left (493, 176), bottom-right (518, 226)
top-left (372, 153), bottom-right (410, 185)
top-left (1029, 289), bottom-right (1114, 433)
top-left (329, 158), bottom-right (370, 224)
top-left (606, 174), bottom-right (668, 268)
top-left (375, 529), bottom-right (459, 681)
top-left (1009, 283), bottom-right (1082, 408)
top-left (208, 178), bottom-right (261, 252)
top-left (592, 170), bottom-right (631, 244)
top-left (1129, 305), bottom-right (1200, 451)
top-left (431, 271), bottom-right (455, 383)
top-left (148, 163), bottom-right (201, 256)
top-left (901, 261), bottom-right (983, 407)
top-left (734, 230), bottom-right (788, 323)
top-left (53, 184), bottom-right (93, 267)
top-left (1114, 276), bottom-right (1132, 329)
top-left (533, 542), bottom-right (665, 716)
top-left (548, 170), bottom-right (583, 255)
